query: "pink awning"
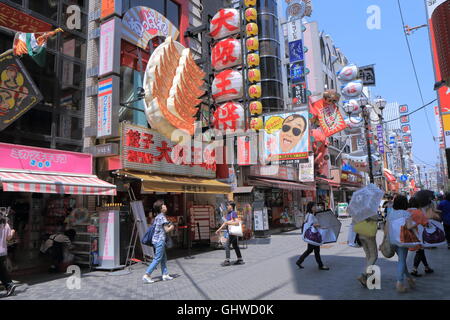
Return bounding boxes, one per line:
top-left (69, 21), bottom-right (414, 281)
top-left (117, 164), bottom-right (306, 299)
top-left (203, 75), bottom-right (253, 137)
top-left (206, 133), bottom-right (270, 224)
top-left (0, 170), bottom-right (116, 195)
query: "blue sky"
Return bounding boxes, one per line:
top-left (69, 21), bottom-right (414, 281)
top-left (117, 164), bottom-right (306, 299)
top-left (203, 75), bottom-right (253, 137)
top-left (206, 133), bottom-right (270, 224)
top-left (282, 0), bottom-right (441, 171)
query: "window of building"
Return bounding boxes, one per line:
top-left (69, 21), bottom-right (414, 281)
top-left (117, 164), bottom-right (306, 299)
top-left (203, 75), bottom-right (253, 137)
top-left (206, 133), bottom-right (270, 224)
top-left (28, 0), bottom-right (58, 21)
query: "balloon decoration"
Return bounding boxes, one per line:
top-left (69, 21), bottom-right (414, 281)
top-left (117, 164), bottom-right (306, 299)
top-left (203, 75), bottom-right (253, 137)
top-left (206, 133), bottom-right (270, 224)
top-left (341, 80), bottom-right (363, 98)
top-left (337, 64), bottom-right (358, 82)
top-left (209, 9), bottom-right (240, 40)
top-left (213, 102), bottom-right (245, 132)
top-left (342, 99), bottom-right (361, 115)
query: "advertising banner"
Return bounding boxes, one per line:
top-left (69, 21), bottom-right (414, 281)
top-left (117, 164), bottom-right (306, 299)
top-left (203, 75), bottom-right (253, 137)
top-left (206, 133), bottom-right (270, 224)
top-left (358, 65), bottom-right (376, 86)
top-left (97, 76), bottom-right (120, 138)
top-left (0, 51), bottom-right (42, 131)
top-left (309, 98), bottom-right (347, 137)
top-left (290, 61), bottom-right (305, 83)
top-left (299, 154), bottom-right (314, 182)
top-left (377, 124), bottom-right (384, 154)
top-left (264, 111), bottom-right (309, 162)
top-left (0, 142), bottom-right (92, 174)
top-left (99, 17), bottom-right (121, 77)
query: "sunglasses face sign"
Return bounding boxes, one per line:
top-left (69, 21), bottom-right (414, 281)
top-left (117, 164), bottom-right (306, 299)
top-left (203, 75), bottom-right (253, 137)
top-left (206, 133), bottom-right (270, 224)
top-left (282, 125), bottom-right (302, 136)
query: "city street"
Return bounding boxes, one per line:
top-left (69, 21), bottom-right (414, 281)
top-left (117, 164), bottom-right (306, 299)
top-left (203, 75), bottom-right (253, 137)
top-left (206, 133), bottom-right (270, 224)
top-left (4, 218), bottom-right (450, 300)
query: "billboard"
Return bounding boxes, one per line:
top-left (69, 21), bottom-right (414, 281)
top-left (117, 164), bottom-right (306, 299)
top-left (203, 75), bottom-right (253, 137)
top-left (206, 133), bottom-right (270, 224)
top-left (97, 76), bottom-right (120, 138)
top-left (0, 51), bottom-right (42, 131)
top-left (264, 111), bottom-right (309, 162)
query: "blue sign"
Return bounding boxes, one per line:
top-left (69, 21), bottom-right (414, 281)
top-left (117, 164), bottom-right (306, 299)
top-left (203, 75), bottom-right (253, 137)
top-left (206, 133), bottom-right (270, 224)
top-left (290, 61), bottom-right (305, 83)
top-left (400, 175), bottom-right (408, 182)
top-left (289, 39), bottom-right (304, 63)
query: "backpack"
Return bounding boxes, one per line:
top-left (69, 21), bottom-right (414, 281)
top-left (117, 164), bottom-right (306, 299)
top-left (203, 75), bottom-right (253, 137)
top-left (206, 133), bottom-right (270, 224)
top-left (142, 223), bottom-right (156, 246)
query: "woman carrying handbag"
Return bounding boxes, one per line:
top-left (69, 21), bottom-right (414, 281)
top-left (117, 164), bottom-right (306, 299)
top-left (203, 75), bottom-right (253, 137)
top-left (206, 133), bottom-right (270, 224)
top-left (215, 201), bottom-right (245, 266)
top-left (296, 202), bottom-right (330, 271)
top-left (142, 200), bottom-right (175, 284)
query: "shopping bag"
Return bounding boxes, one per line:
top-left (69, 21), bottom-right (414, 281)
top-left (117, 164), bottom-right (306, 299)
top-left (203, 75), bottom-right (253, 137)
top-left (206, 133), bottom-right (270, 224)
top-left (379, 224), bottom-right (395, 258)
top-left (418, 220), bottom-right (447, 248)
top-left (347, 224), bottom-right (361, 248)
top-left (303, 225), bottom-right (323, 246)
top-left (319, 227), bottom-right (338, 244)
top-left (354, 220), bottom-right (377, 237)
top-left (389, 217), bottom-right (422, 248)
top-left (229, 222), bottom-right (243, 237)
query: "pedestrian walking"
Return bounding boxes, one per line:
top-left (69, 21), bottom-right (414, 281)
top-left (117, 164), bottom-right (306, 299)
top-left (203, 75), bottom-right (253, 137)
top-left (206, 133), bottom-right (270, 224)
top-left (40, 229), bottom-right (76, 273)
top-left (355, 215), bottom-right (378, 288)
top-left (408, 191), bottom-right (438, 278)
top-left (386, 195), bottom-right (416, 293)
top-left (0, 212), bottom-right (16, 297)
top-left (296, 202), bottom-right (329, 270)
top-left (142, 200), bottom-right (174, 283)
top-left (215, 201), bottom-right (245, 266)
top-left (437, 192), bottom-right (450, 250)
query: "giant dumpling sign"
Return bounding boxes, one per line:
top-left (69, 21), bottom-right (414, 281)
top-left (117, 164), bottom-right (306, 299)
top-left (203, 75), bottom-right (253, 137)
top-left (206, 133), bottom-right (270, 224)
top-left (143, 37), bottom-right (205, 141)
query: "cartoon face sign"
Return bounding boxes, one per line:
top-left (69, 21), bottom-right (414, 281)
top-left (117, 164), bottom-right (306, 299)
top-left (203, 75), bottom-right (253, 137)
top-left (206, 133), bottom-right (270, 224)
top-left (279, 114), bottom-right (307, 153)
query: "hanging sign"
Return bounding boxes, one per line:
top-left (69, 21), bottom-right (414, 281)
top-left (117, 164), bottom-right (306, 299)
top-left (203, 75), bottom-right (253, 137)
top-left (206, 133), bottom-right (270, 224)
top-left (213, 102), bottom-right (245, 132)
top-left (377, 124), bottom-right (384, 154)
top-left (310, 98), bottom-right (347, 137)
top-left (210, 9), bottom-right (240, 40)
top-left (289, 40), bottom-right (304, 63)
top-left (299, 154), bottom-right (314, 182)
top-left (99, 17), bottom-right (121, 77)
top-left (122, 7), bottom-right (179, 49)
top-left (287, 19), bottom-right (303, 43)
top-left (97, 76), bottom-right (120, 138)
top-left (0, 51), bottom-right (42, 131)
top-left (358, 64), bottom-right (376, 86)
top-left (290, 61), bottom-right (305, 83)
top-left (212, 38), bottom-right (242, 71)
top-left (291, 82), bottom-right (308, 105)
top-left (212, 69), bottom-right (243, 103)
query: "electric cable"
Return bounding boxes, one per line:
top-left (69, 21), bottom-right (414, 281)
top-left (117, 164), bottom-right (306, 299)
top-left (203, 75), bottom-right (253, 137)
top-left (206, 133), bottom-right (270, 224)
top-left (397, 0), bottom-right (436, 142)
top-left (383, 98), bottom-right (437, 123)
top-left (412, 154), bottom-right (437, 168)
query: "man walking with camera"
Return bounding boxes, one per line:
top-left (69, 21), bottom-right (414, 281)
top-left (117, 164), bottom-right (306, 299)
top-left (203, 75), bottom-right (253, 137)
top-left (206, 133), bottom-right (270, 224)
top-left (0, 213), bottom-right (17, 297)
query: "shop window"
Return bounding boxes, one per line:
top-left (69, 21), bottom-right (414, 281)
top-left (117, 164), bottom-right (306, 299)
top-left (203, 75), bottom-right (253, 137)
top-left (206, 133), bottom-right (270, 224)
top-left (260, 56), bottom-right (282, 80)
top-left (257, 0), bottom-right (277, 15)
top-left (19, 109), bottom-right (52, 136)
top-left (28, 0), bottom-right (58, 21)
top-left (259, 40), bottom-right (280, 57)
top-left (258, 14), bottom-right (279, 40)
top-left (60, 33), bottom-right (87, 61)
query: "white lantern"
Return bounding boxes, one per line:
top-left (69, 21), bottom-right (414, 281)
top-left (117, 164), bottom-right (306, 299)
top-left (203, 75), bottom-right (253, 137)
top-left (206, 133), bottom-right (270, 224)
top-left (210, 9), bottom-right (240, 40)
top-left (337, 64), bottom-right (359, 82)
top-left (342, 99), bottom-right (362, 114)
top-left (213, 102), bottom-right (245, 132)
top-left (211, 38), bottom-right (242, 71)
top-left (344, 116), bottom-right (363, 129)
top-left (341, 80), bottom-right (363, 98)
top-left (212, 69), bottom-right (244, 103)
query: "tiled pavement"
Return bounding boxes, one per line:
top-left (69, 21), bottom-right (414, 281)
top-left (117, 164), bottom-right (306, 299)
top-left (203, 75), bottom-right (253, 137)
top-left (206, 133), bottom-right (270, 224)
top-left (3, 218), bottom-right (450, 300)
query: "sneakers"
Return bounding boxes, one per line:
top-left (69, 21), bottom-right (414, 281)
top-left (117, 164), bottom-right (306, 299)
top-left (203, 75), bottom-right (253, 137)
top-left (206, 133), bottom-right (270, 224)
top-left (232, 259), bottom-right (245, 265)
top-left (162, 274), bottom-right (174, 281)
top-left (142, 274), bottom-right (155, 284)
top-left (396, 281), bottom-right (408, 293)
top-left (424, 267), bottom-right (434, 274)
top-left (221, 260), bottom-right (231, 267)
top-left (407, 277), bottom-right (416, 289)
top-left (357, 274), bottom-right (367, 288)
top-left (5, 284), bottom-right (16, 297)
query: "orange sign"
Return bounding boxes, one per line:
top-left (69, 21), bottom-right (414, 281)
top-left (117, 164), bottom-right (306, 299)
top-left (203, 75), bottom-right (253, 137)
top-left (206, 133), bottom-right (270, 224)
top-left (101, 0), bottom-right (115, 19)
top-left (0, 3), bottom-right (52, 33)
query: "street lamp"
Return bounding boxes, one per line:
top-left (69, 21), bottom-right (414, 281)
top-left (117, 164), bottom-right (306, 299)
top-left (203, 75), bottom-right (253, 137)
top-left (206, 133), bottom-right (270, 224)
top-left (358, 96), bottom-right (385, 184)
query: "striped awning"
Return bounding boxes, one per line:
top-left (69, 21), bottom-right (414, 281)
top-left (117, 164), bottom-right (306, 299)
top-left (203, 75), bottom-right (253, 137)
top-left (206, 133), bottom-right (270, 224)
top-left (0, 170), bottom-right (116, 195)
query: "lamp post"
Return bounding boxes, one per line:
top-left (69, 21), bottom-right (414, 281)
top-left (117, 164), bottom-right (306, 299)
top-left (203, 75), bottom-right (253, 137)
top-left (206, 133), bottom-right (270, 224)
top-left (357, 96), bottom-right (386, 185)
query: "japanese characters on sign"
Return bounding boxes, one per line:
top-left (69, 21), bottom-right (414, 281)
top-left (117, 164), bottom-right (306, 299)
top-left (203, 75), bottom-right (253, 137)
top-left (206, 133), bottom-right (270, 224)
top-left (212, 38), bottom-right (242, 71)
top-left (209, 9), bottom-right (240, 41)
top-left (213, 102), bottom-right (245, 132)
top-left (358, 65), bottom-right (376, 86)
top-left (0, 2), bottom-right (52, 33)
top-left (0, 52), bottom-right (42, 131)
top-left (99, 17), bottom-right (121, 77)
top-left (97, 76), bottom-right (120, 138)
top-left (121, 124), bottom-right (216, 178)
top-left (377, 124), bottom-right (384, 154)
top-left (212, 69), bottom-right (243, 103)
top-left (122, 6), bottom-right (180, 49)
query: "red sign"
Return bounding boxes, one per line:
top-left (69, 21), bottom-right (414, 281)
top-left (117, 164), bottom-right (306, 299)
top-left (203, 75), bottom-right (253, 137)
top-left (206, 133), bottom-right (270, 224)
top-left (400, 115), bottom-right (410, 123)
top-left (401, 125), bottom-right (411, 133)
top-left (309, 98), bottom-right (347, 137)
top-left (0, 3), bottom-right (52, 33)
top-left (399, 104), bottom-right (408, 114)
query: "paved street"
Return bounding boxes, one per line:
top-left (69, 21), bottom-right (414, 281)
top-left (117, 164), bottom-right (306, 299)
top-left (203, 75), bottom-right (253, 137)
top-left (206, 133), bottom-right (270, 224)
top-left (4, 218), bottom-right (450, 300)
